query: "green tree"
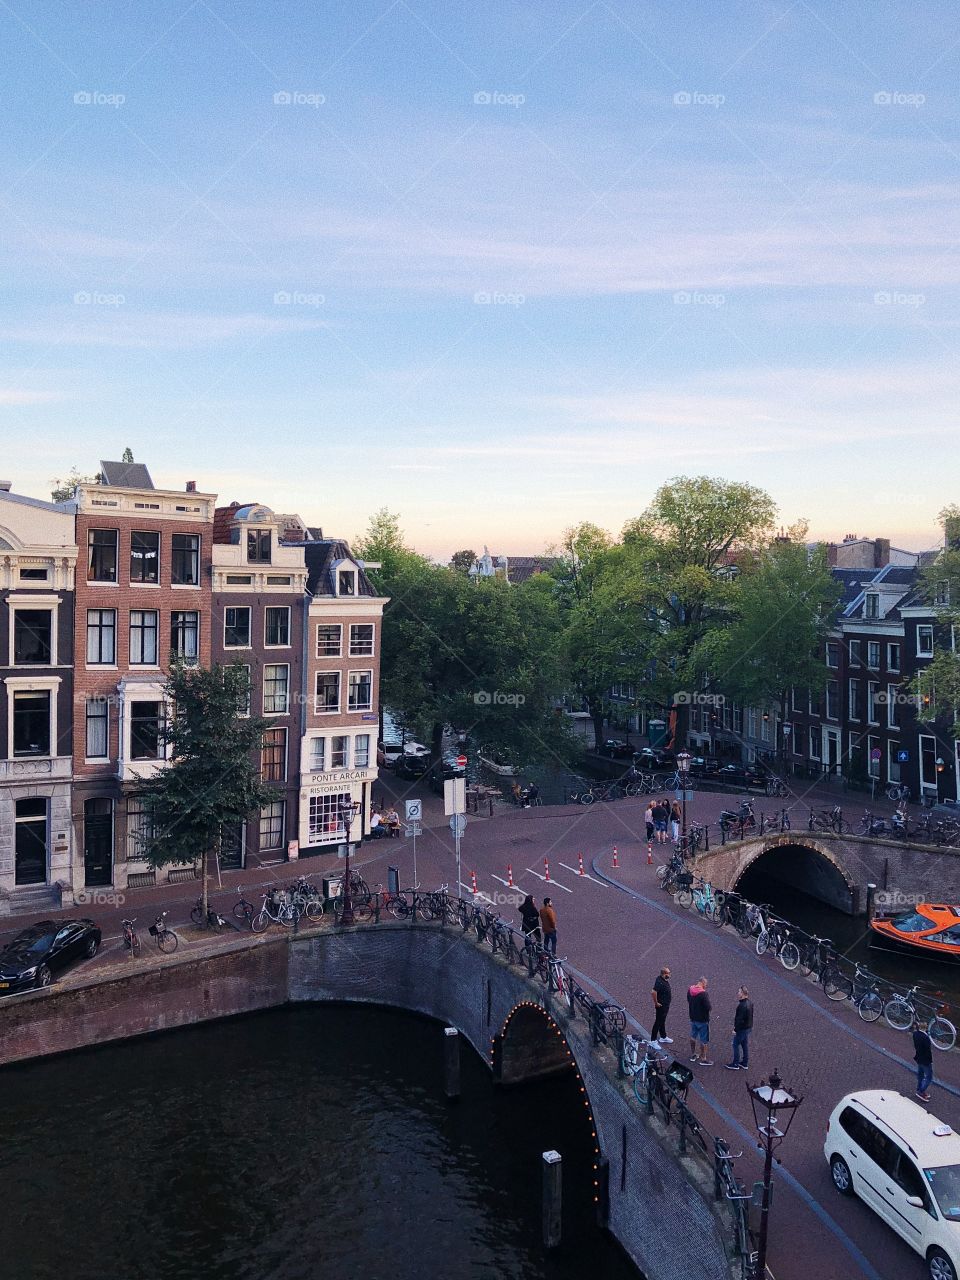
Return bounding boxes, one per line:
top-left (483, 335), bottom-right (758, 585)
top-left (449, 549), bottom-right (478, 574)
top-left (712, 530), bottom-right (841, 758)
top-left (136, 662), bottom-right (278, 920)
top-left (122, 447), bottom-right (134, 462)
top-left (906, 506), bottom-right (960, 738)
top-left (50, 467), bottom-right (96, 502)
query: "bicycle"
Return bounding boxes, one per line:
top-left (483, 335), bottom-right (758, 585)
top-left (883, 986), bottom-right (957, 1050)
top-left (148, 912), bottom-right (178, 954)
top-left (765, 776), bottom-right (788, 798)
top-left (536, 951), bottom-right (567, 994)
top-left (621, 1035), bottom-right (668, 1107)
top-left (569, 780), bottom-right (597, 805)
top-left (251, 889), bottom-right (296, 932)
top-left (663, 770), bottom-right (695, 791)
top-left (712, 890), bottom-right (744, 933)
top-left (233, 886), bottom-right (256, 927)
top-left (190, 895), bottom-right (227, 932)
top-left (849, 964), bottom-right (884, 1023)
top-left (755, 911), bottom-right (790, 959)
top-left (886, 782), bottom-right (911, 803)
top-left (120, 918), bottom-right (141, 957)
top-left (594, 1001), bottom-right (627, 1038)
top-left (808, 805), bottom-right (847, 834)
top-left (289, 876), bottom-right (325, 921)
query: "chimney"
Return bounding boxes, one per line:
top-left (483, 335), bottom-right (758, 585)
top-left (843, 533), bottom-right (858, 543)
top-left (0, 480), bottom-right (11, 492)
top-left (826, 542), bottom-right (838, 566)
top-left (874, 537), bottom-right (890, 567)
top-left (185, 480), bottom-right (196, 493)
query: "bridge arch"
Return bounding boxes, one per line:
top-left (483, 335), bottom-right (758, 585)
top-left (696, 832), bottom-right (860, 913)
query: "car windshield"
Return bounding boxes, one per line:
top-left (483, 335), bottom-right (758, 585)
top-left (891, 911), bottom-right (935, 933)
top-left (21, 933), bottom-right (55, 955)
top-left (924, 1165), bottom-right (960, 1219)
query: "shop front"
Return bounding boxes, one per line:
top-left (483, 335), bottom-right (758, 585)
top-left (298, 767), bottom-right (374, 857)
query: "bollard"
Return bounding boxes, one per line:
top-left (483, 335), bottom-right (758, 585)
top-left (646, 842), bottom-right (653, 865)
top-left (578, 852), bottom-right (585, 876)
top-left (612, 845), bottom-right (619, 868)
top-left (507, 864), bottom-right (514, 887)
top-left (544, 858), bottom-right (551, 882)
top-left (470, 869), bottom-right (478, 895)
top-left (542, 1150), bottom-right (562, 1248)
top-left (444, 1026), bottom-right (461, 1100)
top-left (865, 882), bottom-right (877, 922)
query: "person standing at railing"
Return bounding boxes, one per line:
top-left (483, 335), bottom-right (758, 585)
top-left (913, 1019), bottom-right (934, 1101)
top-left (540, 898), bottom-right (558, 955)
top-left (725, 986), bottom-right (753, 1070)
top-left (652, 798), bottom-right (669, 844)
top-left (518, 894), bottom-right (541, 942)
top-left (651, 967), bottom-right (673, 1043)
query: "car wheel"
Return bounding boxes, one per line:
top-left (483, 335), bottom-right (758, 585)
top-left (830, 1155), bottom-right (853, 1196)
top-left (85, 936), bottom-right (100, 958)
top-left (929, 1249), bottom-right (958, 1280)
top-left (36, 964), bottom-right (52, 989)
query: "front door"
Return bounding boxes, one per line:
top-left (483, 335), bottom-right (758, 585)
top-left (83, 798), bottom-right (113, 887)
top-left (219, 820), bottom-right (245, 871)
top-left (14, 797), bottom-right (48, 885)
top-left (825, 730), bottom-right (840, 774)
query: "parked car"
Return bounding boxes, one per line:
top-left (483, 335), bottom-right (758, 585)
top-left (377, 741), bottom-right (403, 768)
top-left (716, 762), bottom-right (766, 788)
top-left (393, 753), bottom-right (432, 779)
top-left (633, 747), bottom-right (675, 769)
top-left (688, 756), bottom-right (721, 778)
top-left (0, 919), bottom-right (102, 994)
top-left (429, 759), bottom-right (466, 795)
top-left (825, 1089), bottom-right (960, 1280)
top-left (600, 739), bottom-right (634, 759)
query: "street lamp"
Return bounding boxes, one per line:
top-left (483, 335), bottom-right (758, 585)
top-left (746, 1069), bottom-right (803, 1280)
top-left (338, 795), bottom-right (362, 925)
top-left (936, 757), bottom-right (945, 805)
top-left (676, 750), bottom-right (691, 845)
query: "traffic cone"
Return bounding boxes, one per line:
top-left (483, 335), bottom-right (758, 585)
top-left (647, 842), bottom-right (653, 865)
top-left (612, 844), bottom-right (620, 868)
top-left (544, 858), bottom-right (551, 882)
top-left (578, 852), bottom-right (585, 876)
top-left (507, 864), bottom-right (514, 887)
top-left (471, 869), bottom-right (478, 895)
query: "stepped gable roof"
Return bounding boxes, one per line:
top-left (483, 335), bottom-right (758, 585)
top-left (99, 460), bottom-right (154, 489)
top-left (303, 538), bottom-right (377, 597)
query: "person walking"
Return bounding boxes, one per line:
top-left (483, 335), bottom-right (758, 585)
top-left (518, 894), bottom-right (541, 943)
top-left (652, 799), bottom-right (668, 845)
top-left (725, 986), bottom-right (753, 1070)
top-left (670, 801), bottom-right (681, 844)
top-left (651, 967), bottom-right (673, 1043)
top-left (644, 802), bottom-right (655, 844)
top-left (540, 897), bottom-right (558, 955)
top-left (914, 1019), bottom-right (934, 1101)
top-left (687, 977), bottom-right (712, 1065)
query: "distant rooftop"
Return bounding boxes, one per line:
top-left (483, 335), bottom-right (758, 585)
top-left (99, 460), bottom-right (155, 489)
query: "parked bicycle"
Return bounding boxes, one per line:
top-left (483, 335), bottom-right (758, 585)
top-left (251, 889), bottom-right (296, 932)
top-left (883, 985), bottom-right (957, 1050)
top-left (765, 776), bottom-right (788, 798)
top-left (148, 912), bottom-right (178, 954)
top-left (808, 805), bottom-right (847, 834)
top-left (536, 950), bottom-right (567, 994)
top-left (233, 886), bottom-right (256, 928)
top-left (622, 1036), bottom-right (669, 1106)
top-left (190, 895), bottom-right (228, 932)
top-left (886, 782), bottom-right (911, 803)
top-left (120, 917), bottom-right (141, 956)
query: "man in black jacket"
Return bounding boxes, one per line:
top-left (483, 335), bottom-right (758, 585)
top-left (725, 986), bottom-right (753, 1070)
top-left (913, 1018), bottom-right (934, 1101)
top-left (651, 967), bottom-right (673, 1043)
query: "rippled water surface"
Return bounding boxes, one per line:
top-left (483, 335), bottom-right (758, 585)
top-left (0, 1005), bottom-right (638, 1280)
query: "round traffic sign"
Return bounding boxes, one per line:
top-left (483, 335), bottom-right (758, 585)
top-left (456, 754), bottom-right (467, 768)
top-left (450, 814), bottom-right (467, 835)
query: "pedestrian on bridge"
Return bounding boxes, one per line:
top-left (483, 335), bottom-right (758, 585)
top-left (540, 898), bottom-right (558, 955)
top-left (725, 986), bottom-right (753, 1070)
top-left (913, 1019), bottom-right (934, 1101)
top-left (651, 967), bottom-right (673, 1043)
top-left (644, 803), bottom-right (655, 843)
top-left (518, 894), bottom-right (541, 943)
top-left (670, 801), bottom-right (681, 843)
top-left (652, 799), bottom-right (668, 844)
top-left (687, 977), bottom-right (712, 1065)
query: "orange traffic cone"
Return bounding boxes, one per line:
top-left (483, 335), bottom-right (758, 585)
top-left (544, 858), bottom-right (551, 882)
top-left (647, 843), bottom-right (653, 865)
top-left (507, 864), bottom-right (514, 887)
top-left (470, 869), bottom-right (478, 894)
top-left (612, 845), bottom-right (620, 868)
top-left (578, 852), bottom-right (585, 876)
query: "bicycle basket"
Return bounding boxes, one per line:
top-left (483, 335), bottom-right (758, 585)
top-left (677, 871), bottom-right (694, 888)
top-left (147, 924), bottom-right (159, 937)
top-left (666, 1061), bottom-right (694, 1091)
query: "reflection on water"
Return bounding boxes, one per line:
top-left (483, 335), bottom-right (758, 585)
top-left (0, 1005), bottom-right (639, 1280)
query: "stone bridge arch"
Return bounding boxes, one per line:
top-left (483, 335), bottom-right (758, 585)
top-left (694, 832), bottom-right (862, 914)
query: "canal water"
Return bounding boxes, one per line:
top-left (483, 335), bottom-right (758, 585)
top-left (0, 1005), bottom-right (639, 1280)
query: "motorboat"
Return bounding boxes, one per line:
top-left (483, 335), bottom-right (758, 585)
top-left (869, 904), bottom-right (960, 962)
top-left (478, 748), bottom-right (517, 776)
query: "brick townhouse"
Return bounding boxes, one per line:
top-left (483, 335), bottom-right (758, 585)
top-left (70, 462), bottom-right (216, 892)
top-left (0, 482), bottom-right (77, 910)
top-left (211, 501), bottom-right (308, 868)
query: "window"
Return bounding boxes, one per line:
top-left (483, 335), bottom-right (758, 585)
top-left (865, 593), bottom-right (879, 619)
top-left (170, 611), bottom-right (199, 663)
top-left (130, 701), bottom-right (163, 760)
top-left (19, 567), bottom-right (48, 582)
top-left (87, 529), bottom-right (118, 582)
top-left (349, 624), bottom-right (375, 656)
top-left (226, 575), bottom-right (252, 585)
top-left (826, 680), bottom-right (840, 720)
top-left (130, 531), bottom-right (159, 583)
top-left (348, 670), bottom-right (373, 712)
top-left (825, 641), bottom-right (840, 668)
top-left (247, 528), bottom-right (272, 563)
top-left (224, 606), bottom-right (251, 647)
top-left (13, 609), bottom-right (52, 664)
top-left (867, 680), bottom-right (880, 724)
top-left (888, 642), bottom-right (901, 673)
top-left (267, 575), bottom-right (292, 586)
top-left (15, 797), bottom-right (47, 885)
top-left (263, 663), bottom-right (289, 714)
top-left (309, 737), bottom-right (325, 771)
top-left (732, 705), bottom-right (742, 733)
top-left (867, 734), bottom-right (881, 778)
top-left (265, 606), bottom-right (290, 647)
top-left (171, 533), bottom-right (199, 585)
top-left (129, 610), bottom-right (158, 665)
top-left (337, 569), bottom-right (356, 596)
top-left (261, 727), bottom-right (287, 781)
top-left (85, 696), bottom-right (109, 758)
top-left (809, 727), bottom-right (821, 760)
top-left (316, 624), bottom-right (342, 657)
top-left (13, 690), bottom-right (51, 756)
top-left (308, 794), bottom-right (347, 841)
top-left (917, 625), bottom-right (934, 657)
top-left (330, 735), bottom-right (349, 768)
top-left (808, 688), bottom-right (820, 717)
top-left (838, 1108), bottom-right (893, 1171)
top-left (887, 684), bottom-right (899, 729)
top-left (867, 641), bottom-right (881, 670)
top-left (259, 801), bottom-right (285, 849)
top-left (848, 639), bottom-right (861, 667)
top-left (126, 796), bottom-right (155, 862)
top-left (315, 671), bottom-right (340, 713)
top-left (86, 609), bottom-right (116, 664)
top-left (235, 665), bottom-right (251, 716)
top-left (354, 733), bottom-right (370, 767)
top-left (849, 679), bottom-right (861, 721)
top-left (791, 687), bottom-right (801, 712)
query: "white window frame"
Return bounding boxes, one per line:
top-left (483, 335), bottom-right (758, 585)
top-left (87, 528), bottom-right (119, 583)
top-left (223, 605), bottom-right (252, 649)
top-left (309, 736), bottom-right (325, 771)
top-left (128, 698), bottom-right (166, 762)
top-left (847, 639), bottom-right (861, 667)
top-left (259, 800), bottom-right (285, 850)
top-left (825, 680), bottom-right (840, 721)
top-left (170, 610), bottom-right (200, 665)
top-left (264, 605), bottom-right (291, 649)
top-left (864, 593), bottom-right (879, 619)
top-left (917, 625), bottom-right (934, 657)
top-left (129, 608), bottom-right (159, 666)
top-left (887, 642), bottom-right (901, 673)
top-left (867, 680), bottom-right (880, 726)
top-left (348, 622), bottom-right (376, 657)
top-left (354, 733), bottom-right (371, 768)
top-left (8, 597), bottom-right (59, 667)
top-left (848, 678), bottom-right (860, 722)
top-left (236, 664), bottom-right (251, 717)
top-left (7, 676), bottom-right (60, 760)
top-left (347, 669), bottom-right (373, 713)
top-left (263, 663), bottom-right (290, 715)
top-left (809, 726), bottom-right (821, 760)
top-left (86, 607), bottom-right (117, 665)
top-left (314, 670), bottom-right (341, 715)
top-left (825, 641), bottom-right (840, 669)
top-left (316, 623), bottom-right (342, 657)
top-left (336, 568), bottom-right (357, 597)
top-left (330, 735), bottom-right (349, 769)
top-left (261, 725), bottom-right (288, 782)
top-left (85, 695), bottom-right (110, 760)
top-left (867, 641), bottom-right (881, 670)
top-left (886, 683), bottom-right (898, 730)
top-left (887, 739), bottom-right (901, 784)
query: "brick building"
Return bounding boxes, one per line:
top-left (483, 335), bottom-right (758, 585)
top-left (70, 462), bottom-right (216, 891)
top-left (0, 483), bottom-right (77, 909)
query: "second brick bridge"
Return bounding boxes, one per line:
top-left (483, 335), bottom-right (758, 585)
top-left (692, 829), bottom-right (960, 914)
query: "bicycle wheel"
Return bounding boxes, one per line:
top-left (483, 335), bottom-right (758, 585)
top-left (676, 885), bottom-right (693, 909)
top-left (579, 791), bottom-right (596, 805)
top-left (928, 1016), bottom-right (957, 1051)
top-left (632, 1063), bottom-right (652, 1106)
top-left (130, 931), bottom-right (141, 957)
top-left (233, 901), bottom-right (253, 924)
top-left (884, 997), bottom-right (914, 1031)
top-left (536, 953), bottom-right (550, 984)
top-left (190, 904), bottom-right (204, 926)
top-left (756, 930), bottom-right (770, 957)
top-left (157, 929), bottom-right (178, 954)
top-left (251, 911), bottom-right (269, 934)
top-left (457, 900), bottom-right (470, 930)
top-left (702, 900), bottom-right (719, 925)
top-left (779, 940), bottom-right (800, 970)
top-left (353, 898), bottom-right (373, 923)
top-left (736, 911), bottom-right (752, 939)
top-left (857, 991), bottom-right (883, 1023)
top-left (833, 818), bottom-right (849, 834)
top-left (388, 894), bottom-right (409, 920)
top-left (824, 970), bottom-right (853, 1001)
top-left (305, 899), bottom-right (324, 921)
top-left (798, 947), bottom-right (814, 977)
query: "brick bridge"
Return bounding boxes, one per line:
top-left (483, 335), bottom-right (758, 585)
top-left (692, 830), bottom-right (960, 914)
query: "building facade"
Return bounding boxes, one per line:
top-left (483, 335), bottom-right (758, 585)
top-left (0, 484), bottom-right (77, 907)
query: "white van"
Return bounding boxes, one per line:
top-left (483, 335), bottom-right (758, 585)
top-left (824, 1090), bottom-right (960, 1280)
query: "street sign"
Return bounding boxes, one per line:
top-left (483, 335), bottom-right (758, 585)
top-left (444, 776), bottom-right (466, 816)
top-left (871, 748), bottom-right (882, 762)
top-left (456, 753), bottom-right (467, 768)
top-left (676, 790), bottom-right (694, 802)
top-left (898, 750), bottom-right (910, 762)
top-left (404, 823), bottom-right (423, 838)
top-left (449, 814), bottom-right (467, 836)
top-left (405, 798), bottom-right (422, 822)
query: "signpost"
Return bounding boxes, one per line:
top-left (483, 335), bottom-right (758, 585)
top-left (405, 799), bottom-right (423, 887)
top-left (444, 778), bottom-right (467, 894)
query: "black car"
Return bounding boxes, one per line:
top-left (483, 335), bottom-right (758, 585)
top-left (0, 918), bottom-right (101, 994)
top-left (688, 756), bottom-right (721, 778)
top-left (600, 739), bottom-right (634, 759)
top-left (393, 753), bottom-right (432, 779)
top-left (429, 757), bottom-right (467, 794)
top-left (633, 747), bottom-right (675, 769)
top-left (716, 763), bottom-right (766, 788)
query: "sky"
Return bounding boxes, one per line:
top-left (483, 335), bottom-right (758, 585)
top-left (1, 1), bottom-right (959, 559)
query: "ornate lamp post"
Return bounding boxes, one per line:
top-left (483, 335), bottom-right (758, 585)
top-left (338, 795), bottom-right (362, 925)
top-left (936, 757), bottom-right (945, 805)
top-left (676, 750), bottom-right (691, 844)
top-left (747, 1069), bottom-right (803, 1280)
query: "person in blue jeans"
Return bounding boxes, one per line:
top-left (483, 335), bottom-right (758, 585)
top-left (726, 986), bottom-right (753, 1070)
top-left (914, 1020), bottom-right (934, 1101)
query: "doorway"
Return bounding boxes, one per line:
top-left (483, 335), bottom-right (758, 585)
top-left (84, 798), bottom-right (113, 886)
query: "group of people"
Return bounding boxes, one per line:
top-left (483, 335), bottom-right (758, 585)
top-left (368, 806), bottom-right (401, 838)
top-left (510, 781), bottom-right (541, 808)
top-left (650, 969), bottom-right (754, 1070)
top-left (518, 894), bottom-right (558, 953)
top-left (645, 799), bottom-right (682, 845)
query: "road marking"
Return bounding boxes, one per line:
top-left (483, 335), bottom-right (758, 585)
top-left (558, 861), bottom-right (608, 887)
top-left (524, 867), bottom-right (572, 892)
top-left (459, 881), bottom-right (494, 903)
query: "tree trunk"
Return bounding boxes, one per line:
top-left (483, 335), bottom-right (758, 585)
top-left (431, 721), bottom-right (444, 763)
top-left (591, 707), bottom-right (604, 752)
top-left (201, 845), bottom-right (209, 923)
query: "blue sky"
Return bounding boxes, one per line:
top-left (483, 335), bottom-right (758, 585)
top-left (2, 1), bottom-right (959, 557)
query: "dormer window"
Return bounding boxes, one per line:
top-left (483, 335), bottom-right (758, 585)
top-left (338, 569), bottom-right (356, 596)
top-left (247, 529), bottom-right (272, 564)
top-left (864, 593), bottom-right (879, 619)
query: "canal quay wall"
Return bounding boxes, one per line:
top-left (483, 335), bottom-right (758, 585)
top-left (0, 924), bottom-right (735, 1280)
